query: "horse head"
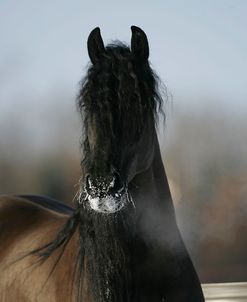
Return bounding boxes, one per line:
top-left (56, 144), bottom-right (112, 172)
top-left (78, 26), bottom-right (162, 214)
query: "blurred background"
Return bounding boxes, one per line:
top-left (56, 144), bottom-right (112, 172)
top-left (1, 0), bottom-right (247, 283)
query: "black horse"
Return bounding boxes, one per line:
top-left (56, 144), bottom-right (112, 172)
top-left (0, 26), bottom-right (204, 301)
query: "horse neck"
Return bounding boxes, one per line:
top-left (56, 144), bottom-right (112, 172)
top-left (130, 133), bottom-right (176, 223)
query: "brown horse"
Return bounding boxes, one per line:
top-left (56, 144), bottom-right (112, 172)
top-left (0, 26), bottom-right (204, 301)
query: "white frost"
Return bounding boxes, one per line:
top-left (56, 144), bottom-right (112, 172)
top-left (87, 194), bottom-right (127, 214)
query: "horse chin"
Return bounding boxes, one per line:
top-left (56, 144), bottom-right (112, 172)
top-left (87, 192), bottom-right (130, 214)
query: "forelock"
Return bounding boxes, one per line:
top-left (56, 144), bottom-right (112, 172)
top-left (77, 41), bottom-right (164, 153)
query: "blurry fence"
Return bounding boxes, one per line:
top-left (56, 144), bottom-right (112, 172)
top-left (202, 282), bottom-right (247, 301)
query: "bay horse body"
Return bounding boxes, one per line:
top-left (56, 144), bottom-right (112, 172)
top-left (0, 26), bottom-right (204, 301)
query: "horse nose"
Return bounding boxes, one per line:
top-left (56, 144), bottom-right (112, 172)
top-left (85, 172), bottom-right (124, 197)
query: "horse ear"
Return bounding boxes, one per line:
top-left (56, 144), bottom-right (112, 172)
top-left (131, 26), bottom-right (149, 62)
top-left (87, 27), bottom-right (106, 64)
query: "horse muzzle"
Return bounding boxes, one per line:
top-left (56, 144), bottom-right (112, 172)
top-left (83, 173), bottom-right (130, 214)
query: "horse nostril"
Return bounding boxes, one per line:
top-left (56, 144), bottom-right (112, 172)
top-left (85, 175), bottom-right (93, 193)
top-left (110, 172), bottom-right (124, 194)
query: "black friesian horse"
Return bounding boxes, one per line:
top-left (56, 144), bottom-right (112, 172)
top-left (0, 26), bottom-right (204, 301)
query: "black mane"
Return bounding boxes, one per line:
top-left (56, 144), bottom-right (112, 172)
top-left (77, 42), bottom-right (164, 177)
top-left (77, 41), bottom-right (163, 131)
top-left (29, 40), bottom-right (165, 302)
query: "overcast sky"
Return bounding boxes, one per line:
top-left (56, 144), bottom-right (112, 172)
top-left (1, 0), bottom-right (247, 115)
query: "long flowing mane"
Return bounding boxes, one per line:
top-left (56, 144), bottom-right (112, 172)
top-left (78, 42), bottom-right (164, 179)
top-left (27, 41), bottom-right (165, 302)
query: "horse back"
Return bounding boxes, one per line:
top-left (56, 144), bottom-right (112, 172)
top-left (0, 195), bottom-right (79, 302)
top-left (0, 194), bottom-right (73, 257)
